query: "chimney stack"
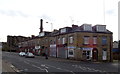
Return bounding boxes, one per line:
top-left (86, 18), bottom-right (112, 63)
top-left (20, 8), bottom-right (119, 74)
top-left (40, 19), bottom-right (43, 33)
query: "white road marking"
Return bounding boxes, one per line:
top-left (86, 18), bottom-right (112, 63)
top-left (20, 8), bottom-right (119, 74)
top-left (45, 64), bottom-right (75, 74)
top-left (41, 64), bottom-right (45, 67)
top-left (24, 60), bottom-right (48, 72)
top-left (32, 64), bottom-right (44, 70)
top-left (24, 69), bottom-right (28, 71)
top-left (24, 61), bottom-right (29, 64)
top-left (10, 65), bottom-right (14, 68)
top-left (44, 69), bottom-right (48, 72)
top-left (72, 64), bottom-right (106, 72)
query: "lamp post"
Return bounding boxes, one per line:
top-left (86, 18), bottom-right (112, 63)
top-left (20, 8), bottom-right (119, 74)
top-left (46, 22), bottom-right (53, 32)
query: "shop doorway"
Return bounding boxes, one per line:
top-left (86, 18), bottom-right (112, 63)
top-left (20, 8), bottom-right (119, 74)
top-left (86, 51), bottom-right (91, 60)
top-left (82, 50), bottom-right (91, 61)
top-left (92, 48), bottom-right (98, 61)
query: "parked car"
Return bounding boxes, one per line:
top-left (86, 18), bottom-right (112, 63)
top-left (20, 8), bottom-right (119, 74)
top-left (19, 52), bottom-right (26, 56)
top-left (25, 52), bottom-right (35, 58)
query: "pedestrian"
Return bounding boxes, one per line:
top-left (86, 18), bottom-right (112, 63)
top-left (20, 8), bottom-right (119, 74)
top-left (45, 53), bottom-right (48, 59)
top-left (45, 47), bottom-right (48, 59)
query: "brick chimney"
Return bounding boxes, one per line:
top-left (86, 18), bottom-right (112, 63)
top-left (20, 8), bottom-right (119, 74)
top-left (40, 19), bottom-right (43, 33)
top-left (72, 24), bottom-right (78, 28)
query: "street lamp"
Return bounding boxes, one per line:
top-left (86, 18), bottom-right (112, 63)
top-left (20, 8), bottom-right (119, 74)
top-left (46, 22), bottom-right (53, 32)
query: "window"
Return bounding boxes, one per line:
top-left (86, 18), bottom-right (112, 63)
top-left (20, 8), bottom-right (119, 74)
top-left (68, 49), bottom-right (74, 57)
top-left (102, 48), bottom-right (107, 60)
top-left (53, 39), bottom-right (56, 44)
top-left (82, 51), bottom-right (86, 55)
top-left (93, 37), bottom-right (97, 44)
top-left (60, 28), bottom-right (66, 33)
top-left (102, 37), bottom-right (107, 45)
top-left (62, 37), bottom-right (66, 44)
top-left (50, 40), bottom-right (52, 44)
top-left (58, 38), bottom-right (61, 44)
top-left (84, 36), bottom-right (89, 44)
top-left (69, 36), bottom-right (73, 44)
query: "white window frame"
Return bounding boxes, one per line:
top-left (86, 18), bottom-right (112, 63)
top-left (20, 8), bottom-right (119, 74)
top-left (62, 37), bottom-right (66, 44)
top-left (84, 37), bottom-right (89, 44)
top-left (93, 37), bottom-right (97, 44)
top-left (61, 28), bottom-right (66, 33)
top-left (58, 38), bottom-right (61, 44)
top-left (68, 49), bottom-right (74, 57)
top-left (69, 36), bottom-right (73, 44)
top-left (102, 50), bottom-right (107, 60)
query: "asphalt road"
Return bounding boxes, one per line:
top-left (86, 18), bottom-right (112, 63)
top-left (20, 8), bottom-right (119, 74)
top-left (2, 51), bottom-right (119, 74)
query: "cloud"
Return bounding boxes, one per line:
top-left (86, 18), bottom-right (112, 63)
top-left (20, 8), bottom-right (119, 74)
top-left (0, 9), bottom-right (55, 22)
top-left (0, 9), bottom-right (29, 17)
top-left (106, 9), bottom-right (115, 15)
top-left (37, 14), bottom-right (55, 22)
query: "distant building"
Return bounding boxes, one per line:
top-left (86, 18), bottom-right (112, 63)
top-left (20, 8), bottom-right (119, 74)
top-left (7, 35), bottom-right (30, 52)
top-left (112, 41), bottom-right (120, 60)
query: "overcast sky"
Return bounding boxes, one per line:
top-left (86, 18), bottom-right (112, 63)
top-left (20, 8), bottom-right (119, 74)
top-left (0, 0), bottom-right (119, 42)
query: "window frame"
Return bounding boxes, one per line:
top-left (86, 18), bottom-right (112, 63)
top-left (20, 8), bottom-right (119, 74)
top-left (69, 36), bottom-right (73, 44)
top-left (102, 36), bottom-right (107, 45)
top-left (93, 36), bottom-right (97, 44)
top-left (84, 36), bottom-right (90, 45)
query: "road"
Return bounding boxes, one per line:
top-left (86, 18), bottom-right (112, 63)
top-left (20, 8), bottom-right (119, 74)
top-left (2, 51), bottom-right (119, 74)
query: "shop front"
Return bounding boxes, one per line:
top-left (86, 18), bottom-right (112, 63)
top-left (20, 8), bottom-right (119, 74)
top-left (68, 46), bottom-right (75, 58)
top-left (57, 44), bottom-right (67, 58)
top-left (50, 44), bottom-right (57, 57)
top-left (82, 48), bottom-right (93, 61)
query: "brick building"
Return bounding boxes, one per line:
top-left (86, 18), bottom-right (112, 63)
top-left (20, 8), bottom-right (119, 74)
top-left (18, 23), bottom-right (113, 62)
top-left (7, 35), bottom-right (30, 52)
top-left (48, 24), bottom-right (113, 62)
top-left (112, 41), bottom-right (120, 60)
top-left (19, 19), bottom-right (113, 61)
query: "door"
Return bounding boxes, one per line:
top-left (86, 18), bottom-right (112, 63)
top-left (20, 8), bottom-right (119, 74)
top-left (92, 48), bottom-right (98, 61)
top-left (86, 51), bottom-right (91, 60)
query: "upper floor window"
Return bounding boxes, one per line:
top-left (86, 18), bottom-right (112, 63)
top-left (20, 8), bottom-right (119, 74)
top-left (93, 37), bottom-right (97, 44)
top-left (69, 36), bottom-right (73, 44)
top-left (53, 39), bottom-right (56, 44)
top-left (102, 36), bottom-right (107, 45)
top-left (84, 36), bottom-right (89, 44)
top-left (50, 40), bottom-right (52, 44)
top-left (62, 37), bottom-right (66, 44)
top-left (58, 38), bottom-right (61, 44)
top-left (60, 28), bottom-right (66, 33)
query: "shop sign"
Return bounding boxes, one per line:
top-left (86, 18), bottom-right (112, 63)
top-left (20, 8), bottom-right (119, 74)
top-left (82, 48), bottom-right (93, 50)
top-left (50, 44), bottom-right (56, 47)
top-left (68, 46), bottom-right (76, 49)
top-left (35, 46), bottom-right (40, 49)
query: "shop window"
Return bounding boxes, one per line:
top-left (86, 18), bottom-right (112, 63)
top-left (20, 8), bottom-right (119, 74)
top-left (82, 51), bottom-right (86, 55)
top-left (68, 49), bottom-right (74, 57)
top-left (102, 48), bottom-right (107, 60)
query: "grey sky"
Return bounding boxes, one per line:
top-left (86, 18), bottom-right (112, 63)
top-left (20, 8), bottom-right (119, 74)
top-left (0, 0), bottom-right (119, 42)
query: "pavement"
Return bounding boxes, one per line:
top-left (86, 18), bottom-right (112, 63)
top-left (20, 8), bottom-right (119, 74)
top-left (2, 60), bottom-right (20, 74)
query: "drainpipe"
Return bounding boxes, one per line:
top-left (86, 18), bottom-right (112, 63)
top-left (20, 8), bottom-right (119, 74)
top-left (110, 35), bottom-right (112, 62)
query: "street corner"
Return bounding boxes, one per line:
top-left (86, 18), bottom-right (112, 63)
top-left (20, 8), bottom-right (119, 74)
top-left (2, 60), bottom-right (20, 73)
